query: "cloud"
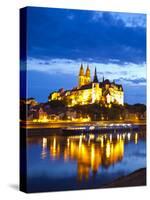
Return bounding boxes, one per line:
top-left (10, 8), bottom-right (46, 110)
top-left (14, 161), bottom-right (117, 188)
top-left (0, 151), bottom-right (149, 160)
top-left (97, 71), bottom-right (113, 75)
top-left (113, 13), bottom-right (146, 28)
top-left (26, 57), bottom-right (146, 86)
top-left (115, 77), bottom-right (146, 86)
top-left (92, 12), bottom-right (146, 28)
top-left (25, 7), bottom-right (146, 65)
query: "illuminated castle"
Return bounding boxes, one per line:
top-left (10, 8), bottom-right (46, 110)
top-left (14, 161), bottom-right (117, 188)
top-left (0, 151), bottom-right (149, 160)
top-left (48, 64), bottom-right (124, 106)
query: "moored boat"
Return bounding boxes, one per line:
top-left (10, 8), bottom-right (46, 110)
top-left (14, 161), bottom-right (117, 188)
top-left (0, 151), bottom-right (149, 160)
top-left (62, 124), bottom-right (140, 135)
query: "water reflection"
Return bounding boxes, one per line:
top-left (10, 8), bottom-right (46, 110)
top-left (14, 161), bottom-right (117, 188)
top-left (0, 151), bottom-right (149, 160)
top-left (41, 138), bottom-right (47, 159)
top-left (135, 133), bottom-right (138, 144)
top-left (36, 131), bottom-right (144, 181)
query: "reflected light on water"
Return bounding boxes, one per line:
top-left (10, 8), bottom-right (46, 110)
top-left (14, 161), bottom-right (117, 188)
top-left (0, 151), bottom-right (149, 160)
top-left (53, 137), bottom-right (56, 149)
top-left (49, 137), bottom-right (57, 159)
top-left (45, 133), bottom-right (127, 181)
top-left (123, 133), bottom-right (126, 140)
top-left (67, 138), bottom-right (70, 147)
top-left (91, 144), bottom-right (95, 169)
top-left (110, 134), bottom-right (112, 142)
top-left (100, 137), bottom-right (104, 148)
top-left (106, 141), bottom-right (111, 158)
top-left (79, 135), bottom-right (82, 148)
top-left (42, 137), bottom-right (47, 148)
top-left (117, 134), bottom-right (119, 140)
top-left (41, 138), bottom-right (47, 159)
top-left (26, 129), bottom-right (146, 190)
top-left (127, 133), bottom-right (131, 141)
top-left (38, 130), bottom-right (145, 182)
top-left (135, 133), bottom-right (138, 144)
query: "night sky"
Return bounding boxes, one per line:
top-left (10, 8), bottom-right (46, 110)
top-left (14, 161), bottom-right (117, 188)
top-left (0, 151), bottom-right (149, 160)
top-left (21, 7), bottom-right (146, 104)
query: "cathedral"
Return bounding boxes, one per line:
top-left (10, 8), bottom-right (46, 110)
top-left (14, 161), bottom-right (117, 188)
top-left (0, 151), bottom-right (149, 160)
top-left (48, 64), bottom-right (124, 107)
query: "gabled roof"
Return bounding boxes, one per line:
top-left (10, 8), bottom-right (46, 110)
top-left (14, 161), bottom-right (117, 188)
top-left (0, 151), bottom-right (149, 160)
top-left (72, 83), bottom-right (93, 91)
top-left (79, 83), bottom-right (93, 90)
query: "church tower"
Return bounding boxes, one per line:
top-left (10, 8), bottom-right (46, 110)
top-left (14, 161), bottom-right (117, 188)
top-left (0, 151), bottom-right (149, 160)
top-left (79, 64), bottom-right (85, 87)
top-left (85, 65), bottom-right (91, 84)
top-left (103, 76), bottom-right (105, 82)
top-left (93, 67), bottom-right (99, 83)
top-left (92, 67), bottom-right (100, 104)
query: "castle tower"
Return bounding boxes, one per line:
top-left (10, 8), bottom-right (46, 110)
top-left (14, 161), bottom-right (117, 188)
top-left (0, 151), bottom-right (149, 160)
top-left (85, 65), bottom-right (91, 84)
top-left (93, 67), bottom-right (99, 83)
top-left (79, 64), bottom-right (85, 87)
top-left (92, 67), bottom-right (101, 104)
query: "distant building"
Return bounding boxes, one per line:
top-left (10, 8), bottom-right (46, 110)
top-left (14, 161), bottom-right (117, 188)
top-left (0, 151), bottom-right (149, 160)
top-left (21, 98), bottom-right (38, 107)
top-left (124, 110), bottom-right (146, 121)
top-left (48, 64), bottom-right (124, 107)
top-left (38, 108), bottom-right (48, 122)
top-left (66, 109), bottom-right (77, 120)
top-left (49, 114), bottom-right (60, 121)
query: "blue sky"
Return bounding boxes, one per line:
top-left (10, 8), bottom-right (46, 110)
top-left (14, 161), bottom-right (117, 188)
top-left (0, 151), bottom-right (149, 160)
top-left (21, 7), bottom-right (146, 104)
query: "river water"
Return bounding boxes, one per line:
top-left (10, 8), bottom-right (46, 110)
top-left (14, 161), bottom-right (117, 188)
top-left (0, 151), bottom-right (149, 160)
top-left (26, 129), bottom-right (146, 192)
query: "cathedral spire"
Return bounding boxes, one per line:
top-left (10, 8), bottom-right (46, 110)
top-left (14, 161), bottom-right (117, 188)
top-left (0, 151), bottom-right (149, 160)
top-left (85, 65), bottom-right (90, 77)
top-left (93, 67), bottom-right (99, 83)
top-left (79, 63), bottom-right (84, 76)
top-left (103, 75), bottom-right (105, 82)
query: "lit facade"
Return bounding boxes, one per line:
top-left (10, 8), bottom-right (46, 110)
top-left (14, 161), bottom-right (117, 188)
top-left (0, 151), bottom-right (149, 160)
top-left (48, 64), bottom-right (124, 106)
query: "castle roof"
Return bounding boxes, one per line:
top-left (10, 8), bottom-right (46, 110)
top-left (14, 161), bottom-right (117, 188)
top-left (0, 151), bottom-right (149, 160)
top-left (79, 83), bottom-right (93, 90)
top-left (71, 83), bottom-right (93, 91)
top-left (103, 79), bottom-right (110, 84)
top-left (71, 81), bottom-right (123, 92)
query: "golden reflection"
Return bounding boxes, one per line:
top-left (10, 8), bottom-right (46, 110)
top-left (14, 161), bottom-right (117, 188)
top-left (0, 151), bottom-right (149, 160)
top-left (106, 141), bottom-right (111, 158)
top-left (79, 135), bottom-right (83, 148)
top-left (50, 137), bottom-right (57, 159)
top-left (48, 134), bottom-right (125, 181)
top-left (41, 138), bottom-right (47, 159)
top-left (67, 138), bottom-right (70, 147)
top-left (89, 134), bottom-right (94, 140)
top-left (91, 144), bottom-right (96, 170)
top-left (119, 134), bottom-right (122, 140)
top-left (100, 137), bottom-right (104, 148)
top-left (127, 133), bottom-right (131, 141)
top-left (109, 134), bottom-right (112, 142)
top-left (117, 134), bottom-right (120, 140)
top-left (135, 133), bottom-right (138, 144)
top-left (42, 137), bottom-right (47, 148)
top-left (53, 137), bottom-right (56, 149)
top-left (123, 133), bottom-right (126, 140)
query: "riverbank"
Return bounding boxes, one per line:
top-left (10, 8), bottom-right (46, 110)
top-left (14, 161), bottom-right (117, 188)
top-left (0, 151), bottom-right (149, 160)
top-left (21, 120), bottom-right (146, 129)
top-left (104, 168), bottom-right (146, 188)
top-left (20, 120), bottom-right (146, 137)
